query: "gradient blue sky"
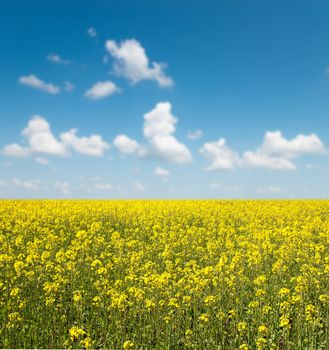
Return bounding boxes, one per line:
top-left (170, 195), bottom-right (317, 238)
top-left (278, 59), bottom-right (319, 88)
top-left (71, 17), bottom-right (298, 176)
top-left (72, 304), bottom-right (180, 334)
top-left (1, 0), bottom-right (329, 198)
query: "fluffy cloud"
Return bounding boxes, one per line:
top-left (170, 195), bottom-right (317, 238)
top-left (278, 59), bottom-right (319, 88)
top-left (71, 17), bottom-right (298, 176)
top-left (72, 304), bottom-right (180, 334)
top-left (84, 81), bottom-right (120, 100)
top-left (201, 131), bottom-right (327, 171)
top-left (143, 102), bottom-right (192, 163)
top-left (105, 39), bottom-right (173, 87)
top-left (46, 53), bottom-right (70, 65)
top-left (243, 151), bottom-right (296, 170)
top-left (187, 129), bottom-right (203, 140)
top-left (12, 178), bottom-right (42, 191)
top-left (113, 135), bottom-right (140, 154)
top-left (54, 181), bottom-right (70, 195)
top-left (113, 102), bottom-right (192, 164)
top-left (3, 144), bottom-right (30, 157)
top-left (19, 74), bottom-right (60, 94)
top-left (199, 138), bottom-right (240, 170)
top-left (243, 131), bottom-right (326, 170)
top-left (255, 131), bottom-right (325, 157)
top-left (154, 166), bottom-right (170, 179)
top-left (3, 116), bottom-right (109, 158)
top-left (60, 129), bottom-right (110, 156)
top-left (21, 116), bottom-right (68, 156)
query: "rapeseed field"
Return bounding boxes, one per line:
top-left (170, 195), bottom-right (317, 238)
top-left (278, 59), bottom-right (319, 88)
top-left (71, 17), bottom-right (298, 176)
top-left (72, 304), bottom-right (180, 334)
top-left (1, 200), bottom-right (329, 349)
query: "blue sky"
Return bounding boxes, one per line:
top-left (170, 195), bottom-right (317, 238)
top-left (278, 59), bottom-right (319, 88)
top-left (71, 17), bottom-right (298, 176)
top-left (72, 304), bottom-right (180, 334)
top-left (1, 0), bottom-right (329, 198)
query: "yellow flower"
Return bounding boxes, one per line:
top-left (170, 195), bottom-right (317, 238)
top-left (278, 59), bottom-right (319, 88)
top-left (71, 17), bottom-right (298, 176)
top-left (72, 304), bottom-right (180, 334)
top-left (319, 294), bottom-right (329, 303)
top-left (204, 295), bottom-right (216, 305)
top-left (255, 289), bottom-right (266, 297)
top-left (185, 329), bottom-right (193, 337)
top-left (80, 337), bottom-right (93, 349)
top-left (123, 340), bottom-right (135, 349)
top-left (69, 326), bottom-right (86, 340)
top-left (254, 275), bottom-right (267, 286)
top-left (237, 322), bottom-right (248, 332)
top-left (256, 337), bottom-right (267, 349)
top-left (279, 316), bottom-right (290, 329)
top-left (198, 313), bottom-right (209, 323)
top-left (10, 287), bottom-right (20, 297)
top-left (278, 288), bottom-right (290, 298)
top-left (258, 325), bottom-right (268, 335)
top-left (93, 295), bottom-right (101, 304)
top-left (73, 291), bottom-right (82, 303)
top-left (239, 344), bottom-right (249, 350)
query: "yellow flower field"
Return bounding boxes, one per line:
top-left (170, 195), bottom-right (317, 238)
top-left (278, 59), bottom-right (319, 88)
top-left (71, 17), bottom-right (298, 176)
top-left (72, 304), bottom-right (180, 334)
top-left (1, 200), bottom-right (329, 349)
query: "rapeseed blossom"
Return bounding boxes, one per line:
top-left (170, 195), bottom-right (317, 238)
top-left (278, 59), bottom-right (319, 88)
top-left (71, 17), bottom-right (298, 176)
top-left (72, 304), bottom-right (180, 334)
top-left (0, 199), bottom-right (329, 349)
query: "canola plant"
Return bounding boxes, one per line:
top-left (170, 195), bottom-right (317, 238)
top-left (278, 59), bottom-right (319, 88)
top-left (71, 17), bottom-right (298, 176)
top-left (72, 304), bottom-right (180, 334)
top-left (1, 200), bottom-right (329, 349)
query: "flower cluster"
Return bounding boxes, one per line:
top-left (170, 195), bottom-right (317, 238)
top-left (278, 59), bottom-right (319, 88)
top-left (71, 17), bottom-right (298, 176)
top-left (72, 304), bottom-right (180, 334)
top-left (1, 200), bottom-right (329, 349)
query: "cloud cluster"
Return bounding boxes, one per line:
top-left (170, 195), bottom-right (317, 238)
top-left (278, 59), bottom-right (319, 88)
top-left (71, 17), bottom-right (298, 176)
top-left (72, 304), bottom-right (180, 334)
top-left (105, 39), bottom-right (173, 87)
top-left (19, 74), bottom-right (60, 94)
top-left (200, 138), bottom-right (240, 170)
top-left (114, 102), bottom-right (192, 164)
top-left (200, 131), bottom-right (327, 171)
top-left (60, 129), bottom-right (110, 156)
top-left (3, 116), bottom-right (109, 159)
top-left (12, 178), bottom-right (42, 191)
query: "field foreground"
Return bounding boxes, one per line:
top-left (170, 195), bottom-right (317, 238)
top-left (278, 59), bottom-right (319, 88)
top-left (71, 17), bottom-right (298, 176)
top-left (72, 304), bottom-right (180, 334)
top-left (1, 200), bottom-right (329, 349)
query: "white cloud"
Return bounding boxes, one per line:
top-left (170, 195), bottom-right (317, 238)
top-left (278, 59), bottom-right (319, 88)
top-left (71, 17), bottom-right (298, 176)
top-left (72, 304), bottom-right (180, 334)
top-left (134, 180), bottom-right (145, 192)
top-left (113, 134), bottom-right (140, 154)
top-left (243, 131), bottom-right (326, 170)
top-left (3, 115), bottom-right (110, 158)
top-left (201, 131), bottom-right (327, 171)
top-left (243, 151), bottom-right (296, 170)
top-left (46, 53), bottom-right (70, 65)
top-left (60, 129), bottom-right (110, 156)
top-left (87, 27), bottom-right (97, 38)
top-left (113, 102), bottom-right (192, 164)
top-left (54, 181), bottom-right (70, 195)
top-left (3, 144), bottom-right (30, 157)
top-left (0, 180), bottom-right (6, 187)
top-left (252, 131), bottom-right (326, 158)
top-left (142, 102), bottom-right (192, 163)
top-left (64, 81), bottom-right (75, 92)
top-left (105, 39), bottom-right (173, 87)
top-left (256, 186), bottom-right (282, 194)
top-left (34, 157), bottom-right (49, 165)
top-left (199, 138), bottom-right (240, 170)
top-left (84, 81), bottom-right (120, 100)
top-left (21, 116), bottom-right (68, 156)
top-left (94, 183), bottom-right (113, 190)
top-left (154, 166), bottom-right (170, 180)
top-left (187, 129), bottom-right (203, 140)
top-left (19, 74), bottom-right (60, 94)
top-left (12, 178), bottom-right (42, 190)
